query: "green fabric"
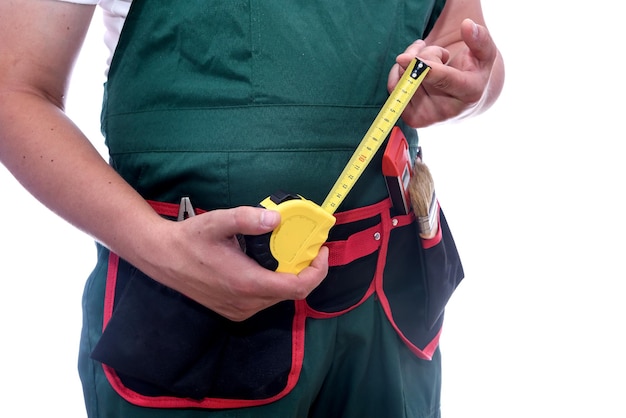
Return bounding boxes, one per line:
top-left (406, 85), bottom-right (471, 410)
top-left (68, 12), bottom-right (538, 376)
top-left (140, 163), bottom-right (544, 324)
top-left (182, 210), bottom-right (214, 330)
top-left (80, 0), bottom-right (448, 416)
top-left (101, 0), bottom-right (445, 210)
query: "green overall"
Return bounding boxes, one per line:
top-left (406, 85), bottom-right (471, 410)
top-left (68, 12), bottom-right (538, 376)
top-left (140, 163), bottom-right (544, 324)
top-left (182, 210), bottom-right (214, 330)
top-left (78, 0), bottom-right (463, 417)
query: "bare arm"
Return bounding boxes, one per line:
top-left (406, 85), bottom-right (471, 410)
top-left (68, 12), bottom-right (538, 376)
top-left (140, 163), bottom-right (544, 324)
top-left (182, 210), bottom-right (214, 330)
top-left (0, 0), bottom-right (327, 321)
top-left (0, 2), bottom-right (157, 258)
top-left (388, 0), bottom-right (505, 127)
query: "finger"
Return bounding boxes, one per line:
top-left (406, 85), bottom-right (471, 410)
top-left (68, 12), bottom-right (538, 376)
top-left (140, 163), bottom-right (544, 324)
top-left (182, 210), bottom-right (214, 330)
top-left (420, 62), bottom-right (482, 103)
top-left (416, 47), bottom-right (450, 68)
top-left (460, 18), bottom-right (497, 64)
top-left (259, 245), bottom-right (329, 301)
top-left (395, 39), bottom-right (426, 67)
top-left (387, 62), bottom-right (403, 93)
top-left (222, 244), bottom-right (329, 321)
top-left (397, 42), bottom-right (449, 66)
top-left (388, 46), bottom-right (448, 93)
top-left (287, 245), bottom-right (329, 300)
top-left (205, 206), bottom-right (281, 238)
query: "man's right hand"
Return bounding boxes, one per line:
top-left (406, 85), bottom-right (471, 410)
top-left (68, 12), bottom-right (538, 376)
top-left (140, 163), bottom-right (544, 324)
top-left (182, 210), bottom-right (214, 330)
top-left (1, 1), bottom-right (328, 323)
top-left (138, 206), bottom-right (329, 322)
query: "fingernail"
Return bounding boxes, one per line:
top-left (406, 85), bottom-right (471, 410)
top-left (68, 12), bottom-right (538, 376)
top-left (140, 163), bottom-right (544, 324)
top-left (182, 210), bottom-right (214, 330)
top-left (471, 20), bottom-right (479, 39)
top-left (261, 210), bottom-right (280, 228)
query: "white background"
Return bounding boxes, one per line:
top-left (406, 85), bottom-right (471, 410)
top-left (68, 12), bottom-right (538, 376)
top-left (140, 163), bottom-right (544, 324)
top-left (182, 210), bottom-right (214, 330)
top-left (1, 1), bottom-right (624, 416)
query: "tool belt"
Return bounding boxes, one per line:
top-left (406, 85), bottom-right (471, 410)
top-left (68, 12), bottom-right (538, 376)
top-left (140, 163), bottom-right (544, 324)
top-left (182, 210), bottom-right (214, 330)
top-left (90, 197), bottom-right (463, 409)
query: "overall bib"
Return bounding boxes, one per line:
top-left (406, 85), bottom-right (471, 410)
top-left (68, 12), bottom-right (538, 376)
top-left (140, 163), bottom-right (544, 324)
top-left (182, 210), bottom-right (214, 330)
top-left (77, 1), bottom-right (463, 417)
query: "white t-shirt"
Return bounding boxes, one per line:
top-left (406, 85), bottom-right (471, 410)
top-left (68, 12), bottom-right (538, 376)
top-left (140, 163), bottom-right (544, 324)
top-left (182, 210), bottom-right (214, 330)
top-left (56, 0), bottom-right (131, 71)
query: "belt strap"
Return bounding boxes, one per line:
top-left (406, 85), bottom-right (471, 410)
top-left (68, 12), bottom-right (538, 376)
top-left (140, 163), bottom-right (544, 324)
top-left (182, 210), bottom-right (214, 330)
top-left (146, 198), bottom-right (396, 267)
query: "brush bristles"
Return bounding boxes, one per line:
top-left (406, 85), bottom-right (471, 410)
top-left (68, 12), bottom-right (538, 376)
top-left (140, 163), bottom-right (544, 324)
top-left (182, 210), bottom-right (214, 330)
top-left (408, 159), bottom-right (435, 218)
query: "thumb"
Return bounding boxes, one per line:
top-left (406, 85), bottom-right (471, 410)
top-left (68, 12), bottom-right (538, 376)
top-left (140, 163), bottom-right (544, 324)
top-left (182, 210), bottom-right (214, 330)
top-left (208, 206), bottom-right (281, 238)
top-left (461, 18), bottom-right (497, 63)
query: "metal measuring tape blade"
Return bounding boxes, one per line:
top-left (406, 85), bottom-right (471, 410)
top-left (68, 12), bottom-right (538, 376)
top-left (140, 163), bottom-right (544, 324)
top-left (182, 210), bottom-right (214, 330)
top-left (246, 58), bottom-right (430, 274)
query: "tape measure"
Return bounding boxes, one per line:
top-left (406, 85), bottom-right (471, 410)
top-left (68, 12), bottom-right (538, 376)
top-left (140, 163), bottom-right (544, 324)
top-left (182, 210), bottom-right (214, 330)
top-left (245, 58), bottom-right (430, 274)
top-left (321, 58), bottom-right (430, 213)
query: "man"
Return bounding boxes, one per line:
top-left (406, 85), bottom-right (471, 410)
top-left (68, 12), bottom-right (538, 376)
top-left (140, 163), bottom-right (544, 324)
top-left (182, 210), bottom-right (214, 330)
top-left (0, 0), bottom-right (504, 416)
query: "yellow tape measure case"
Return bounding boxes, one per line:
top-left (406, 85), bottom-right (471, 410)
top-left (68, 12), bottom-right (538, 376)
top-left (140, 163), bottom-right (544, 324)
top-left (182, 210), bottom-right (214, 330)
top-left (244, 191), bottom-right (336, 274)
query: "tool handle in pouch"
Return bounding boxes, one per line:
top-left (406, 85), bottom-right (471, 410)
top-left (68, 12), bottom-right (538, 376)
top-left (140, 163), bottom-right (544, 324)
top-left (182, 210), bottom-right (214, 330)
top-left (244, 191), bottom-right (336, 274)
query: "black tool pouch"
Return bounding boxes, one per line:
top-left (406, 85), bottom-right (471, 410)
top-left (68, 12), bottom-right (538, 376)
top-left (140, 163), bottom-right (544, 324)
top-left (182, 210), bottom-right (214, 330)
top-left (420, 209), bottom-right (465, 329)
top-left (90, 251), bottom-right (307, 409)
top-left (89, 199), bottom-right (463, 408)
top-left (382, 206), bottom-right (464, 345)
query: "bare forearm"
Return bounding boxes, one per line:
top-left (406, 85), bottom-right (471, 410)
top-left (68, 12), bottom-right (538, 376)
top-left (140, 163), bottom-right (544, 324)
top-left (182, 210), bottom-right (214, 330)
top-left (0, 0), bottom-right (330, 320)
top-left (0, 90), bottom-right (163, 262)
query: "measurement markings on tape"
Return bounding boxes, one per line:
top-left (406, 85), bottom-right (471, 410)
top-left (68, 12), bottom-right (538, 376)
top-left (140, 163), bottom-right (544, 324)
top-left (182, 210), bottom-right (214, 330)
top-left (321, 58), bottom-right (430, 214)
top-left (245, 58), bottom-right (430, 274)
